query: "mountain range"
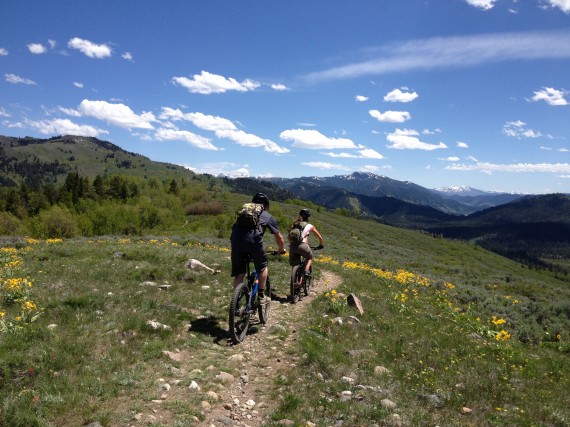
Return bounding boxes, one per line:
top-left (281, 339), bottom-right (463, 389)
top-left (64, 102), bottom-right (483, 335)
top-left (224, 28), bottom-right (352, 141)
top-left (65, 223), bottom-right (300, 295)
top-left (1, 134), bottom-right (569, 270)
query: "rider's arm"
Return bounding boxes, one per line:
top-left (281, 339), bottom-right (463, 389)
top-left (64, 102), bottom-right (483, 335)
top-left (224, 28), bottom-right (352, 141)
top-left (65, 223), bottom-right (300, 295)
top-left (312, 228), bottom-right (324, 246)
top-left (274, 231), bottom-right (286, 253)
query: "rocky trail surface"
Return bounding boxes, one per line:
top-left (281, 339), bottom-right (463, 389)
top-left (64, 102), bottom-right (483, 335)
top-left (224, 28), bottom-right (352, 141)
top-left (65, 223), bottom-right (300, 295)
top-left (140, 270), bottom-right (342, 427)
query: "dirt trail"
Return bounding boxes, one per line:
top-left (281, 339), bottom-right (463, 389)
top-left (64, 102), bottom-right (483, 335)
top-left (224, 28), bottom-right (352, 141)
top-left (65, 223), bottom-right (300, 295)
top-left (200, 269), bottom-right (342, 426)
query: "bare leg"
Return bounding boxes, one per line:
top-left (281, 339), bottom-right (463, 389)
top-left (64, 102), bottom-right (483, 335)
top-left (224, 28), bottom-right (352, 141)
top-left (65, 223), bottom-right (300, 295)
top-left (233, 273), bottom-right (244, 289)
top-left (257, 267), bottom-right (268, 292)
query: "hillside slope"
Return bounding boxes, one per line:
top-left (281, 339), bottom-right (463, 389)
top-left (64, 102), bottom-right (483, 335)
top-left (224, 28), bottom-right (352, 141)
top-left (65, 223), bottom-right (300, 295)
top-left (0, 134), bottom-right (196, 186)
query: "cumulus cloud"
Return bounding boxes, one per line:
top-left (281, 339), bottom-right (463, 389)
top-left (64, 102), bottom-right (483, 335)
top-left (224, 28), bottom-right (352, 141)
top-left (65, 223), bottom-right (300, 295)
top-left (369, 110), bottom-right (411, 123)
top-left (548, 0), bottom-right (570, 13)
top-left (457, 141), bottom-right (469, 148)
top-left (78, 99), bottom-right (155, 129)
top-left (322, 148), bottom-right (384, 159)
top-left (68, 37), bottom-right (112, 58)
top-left (185, 162), bottom-right (250, 178)
top-left (422, 128), bottom-right (442, 135)
top-left (355, 95), bottom-right (369, 102)
top-left (59, 106), bottom-right (81, 117)
top-left (440, 156), bottom-right (460, 161)
top-left (387, 128), bottom-right (447, 150)
top-left (280, 129), bottom-right (357, 150)
top-left (305, 30), bottom-right (570, 82)
top-left (26, 118), bottom-right (108, 137)
top-left (447, 162), bottom-right (570, 173)
top-left (301, 161), bottom-right (350, 170)
top-left (0, 108), bottom-right (11, 117)
top-left (271, 83), bottom-right (289, 91)
top-left (0, 48), bottom-right (8, 56)
top-left (465, 0), bottom-right (497, 10)
top-left (384, 88), bottom-right (418, 103)
top-left (122, 52), bottom-right (134, 61)
top-left (73, 81), bottom-right (84, 88)
top-left (5, 73), bottom-right (36, 85)
top-left (172, 70), bottom-right (260, 94)
top-left (155, 128), bottom-right (219, 150)
top-left (27, 43), bottom-right (47, 54)
top-left (502, 120), bottom-right (542, 139)
top-left (530, 87), bottom-right (568, 106)
top-left (160, 107), bottom-right (288, 154)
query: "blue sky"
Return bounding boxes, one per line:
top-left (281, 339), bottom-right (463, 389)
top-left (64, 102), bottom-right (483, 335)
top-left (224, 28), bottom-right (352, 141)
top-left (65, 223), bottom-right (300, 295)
top-left (1, 0), bottom-right (569, 194)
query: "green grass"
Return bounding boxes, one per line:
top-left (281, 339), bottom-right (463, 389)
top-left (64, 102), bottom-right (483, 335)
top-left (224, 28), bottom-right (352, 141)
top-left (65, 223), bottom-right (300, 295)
top-left (1, 199), bottom-right (569, 426)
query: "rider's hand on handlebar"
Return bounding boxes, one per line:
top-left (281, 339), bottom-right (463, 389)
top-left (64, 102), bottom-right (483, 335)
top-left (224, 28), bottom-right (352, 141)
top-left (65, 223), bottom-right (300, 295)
top-left (315, 244), bottom-right (324, 250)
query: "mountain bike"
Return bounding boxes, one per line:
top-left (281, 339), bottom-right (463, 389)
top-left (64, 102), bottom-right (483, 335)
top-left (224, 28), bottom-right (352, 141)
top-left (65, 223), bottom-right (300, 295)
top-left (289, 245), bottom-right (323, 304)
top-left (228, 253), bottom-right (275, 344)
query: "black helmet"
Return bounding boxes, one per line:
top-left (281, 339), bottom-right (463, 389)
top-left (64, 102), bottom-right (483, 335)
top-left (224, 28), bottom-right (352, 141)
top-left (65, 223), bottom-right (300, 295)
top-left (252, 192), bottom-right (270, 208)
top-left (299, 208), bottom-right (311, 219)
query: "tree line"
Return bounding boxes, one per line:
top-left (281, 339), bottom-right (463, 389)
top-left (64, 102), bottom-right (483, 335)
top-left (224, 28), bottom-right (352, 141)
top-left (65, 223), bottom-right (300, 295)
top-left (0, 172), bottom-right (225, 238)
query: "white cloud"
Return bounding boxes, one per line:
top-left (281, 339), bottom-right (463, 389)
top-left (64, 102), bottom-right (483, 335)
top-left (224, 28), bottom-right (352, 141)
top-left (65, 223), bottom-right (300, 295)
top-left (440, 156), bottom-right (460, 161)
top-left (26, 118), bottom-right (108, 137)
top-left (73, 81), bottom-right (84, 88)
top-left (48, 40), bottom-right (56, 49)
top-left (172, 70), bottom-right (260, 94)
top-left (122, 52), bottom-right (134, 61)
top-left (422, 128), bottom-right (442, 135)
top-left (78, 99), bottom-right (155, 129)
top-left (68, 37), bottom-right (112, 59)
top-left (0, 48), bottom-right (8, 56)
top-left (548, 0), bottom-right (570, 13)
top-left (0, 108), bottom-right (11, 117)
top-left (155, 128), bottom-right (219, 151)
top-left (355, 95), bottom-right (369, 102)
top-left (502, 120), bottom-right (542, 139)
top-left (384, 88), bottom-right (418, 103)
top-left (305, 30), bottom-right (570, 82)
top-left (280, 129), bottom-right (357, 150)
top-left (159, 108), bottom-right (288, 154)
top-left (465, 0), bottom-right (497, 10)
top-left (301, 161), bottom-right (350, 171)
top-left (217, 129), bottom-right (289, 154)
top-left (358, 148), bottom-right (384, 159)
top-left (560, 148), bottom-right (569, 152)
top-left (27, 43), bottom-right (47, 54)
top-left (271, 83), bottom-right (289, 91)
top-left (322, 148), bottom-right (384, 159)
top-left (457, 141), bottom-right (469, 148)
top-left (59, 106), bottom-right (81, 117)
top-left (5, 73), bottom-right (36, 85)
top-left (530, 87), bottom-right (568, 106)
top-left (369, 110), bottom-right (411, 123)
top-left (387, 128), bottom-right (448, 150)
top-left (447, 162), bottom-right (570, 173)
top-left (185, 162), bottom-right (250, 178)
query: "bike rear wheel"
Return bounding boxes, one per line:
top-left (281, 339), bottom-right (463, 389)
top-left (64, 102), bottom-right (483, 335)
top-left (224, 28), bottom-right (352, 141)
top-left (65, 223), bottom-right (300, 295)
top-left (258, 279), bottom-right (271, 324)
top-left (303, 265), bottom-right (313, 296)
top-left (229, 282), bottom-right (251, 343)
top-left (290, 265), bottom-right (302, 304)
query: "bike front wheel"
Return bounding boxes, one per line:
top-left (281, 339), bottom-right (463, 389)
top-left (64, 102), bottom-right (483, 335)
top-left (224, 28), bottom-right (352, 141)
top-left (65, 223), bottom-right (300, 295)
top-left (258, 279), bottom-right (271, 324)
top-left (229, 282), bottom-right (251, 343)
top-left (290, 265), bottom-right (301, 304)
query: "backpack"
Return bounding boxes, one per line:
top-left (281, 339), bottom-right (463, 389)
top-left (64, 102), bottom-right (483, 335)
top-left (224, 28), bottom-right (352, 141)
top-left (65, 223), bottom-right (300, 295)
top-left (235, 203), bottom-right (265, 230)
top-left (289, 221), bottom-right (308, 243)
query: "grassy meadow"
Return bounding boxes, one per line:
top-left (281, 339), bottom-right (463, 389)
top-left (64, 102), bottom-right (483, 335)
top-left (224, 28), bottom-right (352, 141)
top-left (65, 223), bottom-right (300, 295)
top-left (1, 197), bottom-right (569, 426)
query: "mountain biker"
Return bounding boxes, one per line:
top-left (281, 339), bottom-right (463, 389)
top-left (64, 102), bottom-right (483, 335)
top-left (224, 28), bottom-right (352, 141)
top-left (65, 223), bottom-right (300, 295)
top-left (288, 208), bottom-right (324, 280)
top-left (230, 193), bottom-right (286, 304)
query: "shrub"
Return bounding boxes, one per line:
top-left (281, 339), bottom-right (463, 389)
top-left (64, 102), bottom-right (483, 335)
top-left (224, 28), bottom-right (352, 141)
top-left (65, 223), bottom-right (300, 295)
top-left (28, 206), bottom-right (78, 238)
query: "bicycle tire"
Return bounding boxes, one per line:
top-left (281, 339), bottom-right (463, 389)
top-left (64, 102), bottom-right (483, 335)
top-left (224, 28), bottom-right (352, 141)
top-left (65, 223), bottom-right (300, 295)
top-left (303, 265), bottom-right (312, 296)
top-left (258, 279), bottom-right (271, 324)
top-left (290, 265), bottom-right (301, 304)
top-left (229, 282), bottom-right (251, 343)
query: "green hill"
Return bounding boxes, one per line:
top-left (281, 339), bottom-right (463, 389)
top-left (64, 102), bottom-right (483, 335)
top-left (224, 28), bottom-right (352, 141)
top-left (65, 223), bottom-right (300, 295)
top-left (0, 134), bottom-right (196, 186)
